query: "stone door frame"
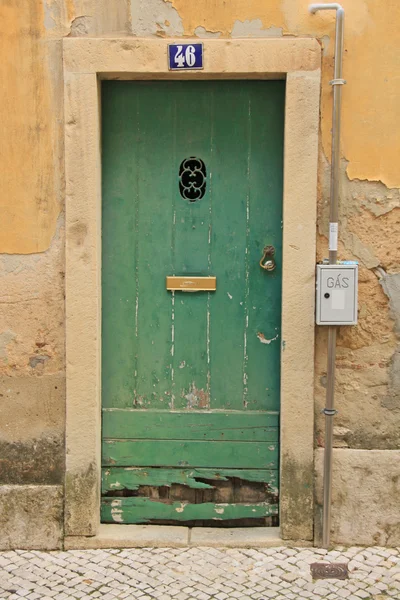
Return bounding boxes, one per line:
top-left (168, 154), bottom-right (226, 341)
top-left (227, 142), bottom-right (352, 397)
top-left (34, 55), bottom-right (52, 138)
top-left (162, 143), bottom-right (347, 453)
top-left (63, 37), bottom-right (320, 545)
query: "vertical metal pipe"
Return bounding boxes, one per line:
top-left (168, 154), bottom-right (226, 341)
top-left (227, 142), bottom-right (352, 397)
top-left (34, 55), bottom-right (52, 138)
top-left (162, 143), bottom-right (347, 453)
top-left (309, 3), bottom-right (345, 549)
top-left (323, 326), bottom-right (336, 547)
top-left (329, 6), bottom-right (344, 264)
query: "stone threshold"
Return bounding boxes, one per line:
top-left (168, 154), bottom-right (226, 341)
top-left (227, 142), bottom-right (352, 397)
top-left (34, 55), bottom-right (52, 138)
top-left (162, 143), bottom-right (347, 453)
top-left (64, 525), bottom-right (313, 550)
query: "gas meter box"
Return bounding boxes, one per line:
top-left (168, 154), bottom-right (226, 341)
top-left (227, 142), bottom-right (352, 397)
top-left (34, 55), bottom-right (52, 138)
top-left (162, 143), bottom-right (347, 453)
top-left (316, 264), bottom-right (358, 325)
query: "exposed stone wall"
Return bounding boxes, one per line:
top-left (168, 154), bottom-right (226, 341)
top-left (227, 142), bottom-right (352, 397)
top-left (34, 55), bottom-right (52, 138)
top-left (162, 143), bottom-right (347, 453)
top-left (315, 449), bottom-right (400, 546)
top-left (0, 486), bottom-right (63, 550)
top-left (315, 164), bottom-right (400, 452)
top-left (0, 0), bottom-right (399, 548)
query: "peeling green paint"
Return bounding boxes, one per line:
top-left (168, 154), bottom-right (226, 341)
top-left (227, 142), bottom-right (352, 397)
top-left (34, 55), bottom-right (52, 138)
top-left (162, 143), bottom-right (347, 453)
top-left (101, 496), bottom-right (279, 524)
top-left (102, 467), bottom-right (278, 492)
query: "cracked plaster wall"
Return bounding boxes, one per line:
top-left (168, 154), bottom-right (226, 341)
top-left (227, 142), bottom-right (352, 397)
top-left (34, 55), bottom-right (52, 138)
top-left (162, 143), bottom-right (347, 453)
top-left (0, 0), bottom-right (399, 547)
top-left (0, 217), bottom-right (65, 489)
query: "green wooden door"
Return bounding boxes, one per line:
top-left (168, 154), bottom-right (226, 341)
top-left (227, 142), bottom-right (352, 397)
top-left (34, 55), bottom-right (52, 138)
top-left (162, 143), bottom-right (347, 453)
top-left (101, 81), bottom-right (284, 525)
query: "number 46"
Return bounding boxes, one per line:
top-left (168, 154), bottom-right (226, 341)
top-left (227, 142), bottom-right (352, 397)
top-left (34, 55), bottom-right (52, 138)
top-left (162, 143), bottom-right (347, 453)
top-left (174, 45), bottom-right (196, 68)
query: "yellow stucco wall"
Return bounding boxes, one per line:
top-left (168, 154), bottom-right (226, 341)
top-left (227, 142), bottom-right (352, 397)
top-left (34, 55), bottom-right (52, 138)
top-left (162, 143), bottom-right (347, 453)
top-left (0, 3), bottom-right (59, 253)
top-left (0, 0), bottom-right (399, 253)
top-left (169, 0), bottom-right (400, 188)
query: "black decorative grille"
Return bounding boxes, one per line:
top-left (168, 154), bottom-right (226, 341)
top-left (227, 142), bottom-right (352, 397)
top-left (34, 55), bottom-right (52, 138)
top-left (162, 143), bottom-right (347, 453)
top-left (179, 157), bottom-right (206, 202)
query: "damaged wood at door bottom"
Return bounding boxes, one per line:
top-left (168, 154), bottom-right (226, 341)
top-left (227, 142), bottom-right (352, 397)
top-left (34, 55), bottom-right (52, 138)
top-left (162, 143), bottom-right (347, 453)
top-left (101, 468), bottom-right (279, 525)
top-left (102, 467), bottom-right (279, 493)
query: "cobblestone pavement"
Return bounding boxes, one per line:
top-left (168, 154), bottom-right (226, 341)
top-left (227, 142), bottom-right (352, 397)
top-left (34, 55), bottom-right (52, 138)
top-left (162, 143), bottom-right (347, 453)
top-left (1, 546), bottom-right (400, 600)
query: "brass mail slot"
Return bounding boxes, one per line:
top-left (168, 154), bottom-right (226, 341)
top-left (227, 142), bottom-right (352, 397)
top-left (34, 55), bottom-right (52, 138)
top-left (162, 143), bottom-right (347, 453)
top-left (166, 276), bottom-right (216, 292)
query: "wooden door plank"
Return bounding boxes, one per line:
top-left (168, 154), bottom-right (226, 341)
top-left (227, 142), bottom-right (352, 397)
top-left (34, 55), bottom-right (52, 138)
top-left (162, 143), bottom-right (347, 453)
top-left (101, 496), bottom-right (279, 523)
top-left (102, 439), bottom-right (278, 469)
top-left (102, 409), bottom-right (279, 441)
top-left (172, 84), bottom-right (213, 410)
top-left (133, 84), bottom-right (176, 409)
top-left (102, 83), bottom-right (140, 409)
top-left (102, 466), bottom-right (278, 493)
top-left (245, 82), bottom-right (285, 411)
top-left (209, 84), bottom-right (250, 410)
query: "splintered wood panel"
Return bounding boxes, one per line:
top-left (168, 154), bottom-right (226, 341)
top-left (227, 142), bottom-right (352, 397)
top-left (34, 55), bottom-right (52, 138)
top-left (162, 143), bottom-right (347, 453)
top-left (102, 410), bottom-right (279, 441)
top-left (102, 440), bottom-right (278, 469)
top-left (101, 497), bottom-right (279, 524)
top-left (102, 467), bottom-right (279, 493)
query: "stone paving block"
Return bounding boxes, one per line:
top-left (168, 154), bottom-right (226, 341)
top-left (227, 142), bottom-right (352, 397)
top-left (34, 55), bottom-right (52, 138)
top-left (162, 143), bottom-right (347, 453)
top-left (354, 591), bottom-right (371, 599)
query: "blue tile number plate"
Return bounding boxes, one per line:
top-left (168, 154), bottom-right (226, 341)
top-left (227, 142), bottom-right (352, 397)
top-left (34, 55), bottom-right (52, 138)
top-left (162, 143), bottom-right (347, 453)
top-left (168, 43), bottom-right (203, 70)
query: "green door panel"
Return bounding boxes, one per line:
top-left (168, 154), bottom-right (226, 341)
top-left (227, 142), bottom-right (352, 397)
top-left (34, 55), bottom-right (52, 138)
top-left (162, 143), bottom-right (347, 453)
top-left (101, 497), bottom-right (279, 525)
top-left (101, 80), bottom-right (284, 524)
top-left (103, 439), bottom-right (278, 469)
top-left (102, 410), bottom-right (279, 441)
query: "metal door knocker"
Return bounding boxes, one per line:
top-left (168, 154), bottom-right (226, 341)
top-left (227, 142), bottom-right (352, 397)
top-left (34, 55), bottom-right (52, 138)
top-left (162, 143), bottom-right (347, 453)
top-left (260, 245), bottom-right (276, 272)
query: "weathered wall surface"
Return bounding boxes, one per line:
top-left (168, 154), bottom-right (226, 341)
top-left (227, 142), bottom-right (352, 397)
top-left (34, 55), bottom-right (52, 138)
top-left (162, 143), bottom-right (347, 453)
top-left (0, 0), bottom-right (399, 548)
top-left (0, 220), bottom-right (65, 485)
top-left (315, 449), bottom-right (400, 546)
top-left (0, 486), bottom-right (63, 550)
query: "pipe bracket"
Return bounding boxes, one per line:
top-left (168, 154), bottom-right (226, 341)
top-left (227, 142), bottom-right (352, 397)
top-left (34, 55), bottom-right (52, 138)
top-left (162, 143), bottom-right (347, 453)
top-left (321, 408), bottom-right (338, 416)
top-left (329, 78), bottom-right (346, 86)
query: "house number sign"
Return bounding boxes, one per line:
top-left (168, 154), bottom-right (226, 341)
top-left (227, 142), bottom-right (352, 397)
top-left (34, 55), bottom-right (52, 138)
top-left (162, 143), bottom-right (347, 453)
top-left (168, 43), bottom-right (203, 70)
